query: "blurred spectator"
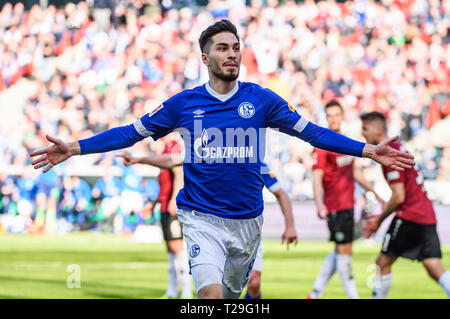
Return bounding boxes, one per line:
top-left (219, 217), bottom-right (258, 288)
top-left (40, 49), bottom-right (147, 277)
top-left (16, 166), bottom-right (38, 219)
top-left (0, 173), bottom-right (16, 215)
top-left (91, 156), bottom-right (122, 232)
top-left (92, 0), bottom-right (115, 31)
top-left (59, 175), bottom-right (93, 230)
top-left (438, 147), bottom-right (450, 181)
top-left (119, 164), bottom-right (144, 233)
top-left (35, 164), bottom-right (63, 233)
top-left (141, 178), bottom-right (160, 223)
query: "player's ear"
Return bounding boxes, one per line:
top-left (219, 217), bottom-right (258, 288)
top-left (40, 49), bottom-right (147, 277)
top-left (201, 52), bottom-right (209, 67)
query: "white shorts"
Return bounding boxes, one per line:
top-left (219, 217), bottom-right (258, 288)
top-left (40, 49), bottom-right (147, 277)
top-left (177, 209), bottom-right (263, 297)
top-left (253, 241), bottom-right (263, 273)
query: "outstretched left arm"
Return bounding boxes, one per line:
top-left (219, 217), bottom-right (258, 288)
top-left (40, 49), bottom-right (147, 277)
top-left (264, 88), bottom-right (415, 171)
top-left (291, 119), bottom-right (414, 171)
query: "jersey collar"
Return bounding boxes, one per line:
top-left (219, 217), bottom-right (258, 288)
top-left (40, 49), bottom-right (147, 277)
top-left (205, 81), bottom-right (239, 102)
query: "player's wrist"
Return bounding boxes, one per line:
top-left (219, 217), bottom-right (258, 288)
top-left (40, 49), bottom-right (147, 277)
top-left (285, 221), bottom-right (295, 228)
top-left (362, 143), bottom-right (374, 159)
top-left (68, 141), bottom-right (81, 156)
top-left (315, 200), bottom-right (324, 209)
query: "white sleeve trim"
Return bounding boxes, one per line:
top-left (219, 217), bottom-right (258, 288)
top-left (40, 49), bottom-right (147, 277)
top-left (293, 117), bottom-right (309, 134)
top-left (269, 182), bottom-right (282, 193)
top-left (133, 118), bottom-right (154, 137)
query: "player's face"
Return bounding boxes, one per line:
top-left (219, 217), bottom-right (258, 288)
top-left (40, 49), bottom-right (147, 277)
top-left (325, 106), bottom-right (343, 132)
top-left (361, 120), bottom-right (380, 144)
top-left (203, 32), bottom-right (241, 82)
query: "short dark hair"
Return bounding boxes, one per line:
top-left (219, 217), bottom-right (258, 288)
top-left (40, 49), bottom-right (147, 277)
top-left (199, 19), bottom-right (239, 54)
top-left (360, 111), bottom-right (387, 131)
top-left (325, 100), bottom-right (343, 112)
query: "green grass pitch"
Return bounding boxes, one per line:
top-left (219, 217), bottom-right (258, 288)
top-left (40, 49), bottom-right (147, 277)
top-left (0, 233), bottom-right (448, 299)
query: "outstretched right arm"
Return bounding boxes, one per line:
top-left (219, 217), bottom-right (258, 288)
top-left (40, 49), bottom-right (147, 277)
top-left (30, 95), bottom-right (182, 172)
top-left (31, 122), bottom-right (149, 172)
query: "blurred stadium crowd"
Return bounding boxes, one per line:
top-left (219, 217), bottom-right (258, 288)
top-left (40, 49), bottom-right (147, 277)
top-left (0, 0), bottom-right (449, 234)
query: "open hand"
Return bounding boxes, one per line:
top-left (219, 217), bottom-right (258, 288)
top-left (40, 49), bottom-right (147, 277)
top-left (30, 135), bottom-right (76, 173)
top-left (365, 136), bottom-right (415, 171)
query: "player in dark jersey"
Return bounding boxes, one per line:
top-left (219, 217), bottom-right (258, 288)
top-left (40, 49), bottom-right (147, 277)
top-left (360, 112), bottom-right (450, 298)
top-left (31, 20), bottom-right (415, 299)
top-left (309, 101), bottom-right (385, 299)
top-left (121, 133), bottom-right (192, 298)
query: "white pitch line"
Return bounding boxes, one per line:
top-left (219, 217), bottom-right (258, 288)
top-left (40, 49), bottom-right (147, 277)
top-left (0, 262), bottom-right (168, 270)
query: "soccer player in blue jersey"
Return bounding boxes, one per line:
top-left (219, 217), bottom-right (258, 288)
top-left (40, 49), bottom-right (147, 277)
top-left (31, 20), bottom-right (415, 299)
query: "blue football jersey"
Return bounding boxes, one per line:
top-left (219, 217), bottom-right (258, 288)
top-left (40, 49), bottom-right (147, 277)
top-left (135, 82), bottom-right (315, 218)
top-left (80, 81), bottom-right (365, 219)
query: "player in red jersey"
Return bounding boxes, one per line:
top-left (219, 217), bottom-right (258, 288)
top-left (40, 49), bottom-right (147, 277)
top-left (361, 112), bottom-right (450, 298)
top-left (121, 133), bottom-right (193, 298)
top-left (309, 101), bottom-right (385, 299)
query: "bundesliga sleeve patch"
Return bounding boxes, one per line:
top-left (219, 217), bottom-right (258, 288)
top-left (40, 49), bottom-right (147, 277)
top-left (149, 104), bottom-right (164, 117)
top-left (387, 171), bottom-right (400, 181)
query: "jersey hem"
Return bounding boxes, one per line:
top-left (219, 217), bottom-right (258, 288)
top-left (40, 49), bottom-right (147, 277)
top-left (177, 204), bottom-right (263, 220)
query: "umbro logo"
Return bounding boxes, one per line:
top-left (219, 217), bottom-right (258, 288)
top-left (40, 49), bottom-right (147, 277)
top-left (193, 109), bottom-right (205, 118)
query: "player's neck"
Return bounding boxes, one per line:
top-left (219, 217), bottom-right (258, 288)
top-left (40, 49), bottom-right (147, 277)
top-left (208, 77), bottom-right (238, 95)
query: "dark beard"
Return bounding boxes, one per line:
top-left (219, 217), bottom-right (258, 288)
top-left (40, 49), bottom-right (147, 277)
top-left (210, 61), bottom-right (239, 82)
